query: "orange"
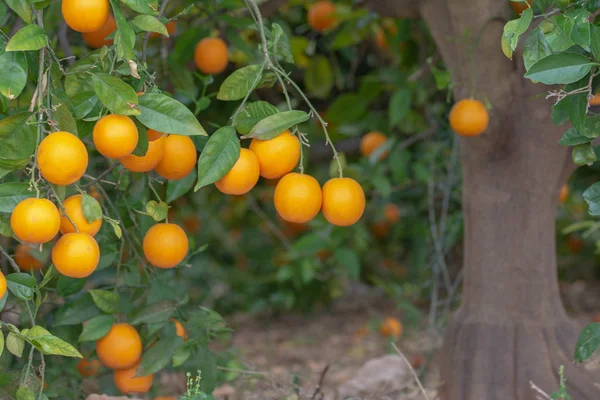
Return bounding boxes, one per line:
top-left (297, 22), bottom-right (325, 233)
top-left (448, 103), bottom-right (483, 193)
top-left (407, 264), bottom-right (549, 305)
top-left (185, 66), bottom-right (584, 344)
top-left (249, 131), bottom-right (301, 179)
top-left (52, 233), bottom-right (100, 278)
top-left (11, 198), bottom-right (61, 244)
top-left (93, 114), bottom-right (139, 159)
top-left (182, 215), bottom-right (201, 234)
top-left (60, 194), bottom-right (103, 236)
top-left (149, 20), bottom-right (176, 39)
top-left (590, 92), bottom-right (600, 106)
top-left (77, 358), bottom-right (102, 377)
top-left (37, 131), bottom-right (89, 186)
top-left (96, 323), bottom-right (142, 370)
top-left (120, 135), bottom-right (166, 173)
top-left (113, 363), bottom-right (153, 394)
top-left (360, 131), bottom-right (388, 160)
top-left (143, 223), bottom-right (188, 269)
top-left (154, 135), bottom-right (197, 180)
top-left (194, 37), bottom-right (229, 75)
top-left (375, 23), bottom-right (398, 51)
top-left (567, 236), bottom-right (584, 254)
top-left (449, 99), bottom-right (489, 137)
top-left (308, 1), bottom-right (337, 32)
top-left (89, 186), bottom-right (101, 202)
top-left (384, 203), bottom-right (400, 223)
top-left (82, 15), bottom-right (116, 48)
top-left (559, 184), bottom-right (569, 203)
top-left (510, 0), bottom-right (532, 15)
top-left (215, 148), bottom-right (260, 195)
top-left (14, 244), bottom-right (44, 272)
top-left (274, 173), bottom-right (322, 223)
top-left (171, 319), bottom-right (187, 341)
top-left (370, 221), bottom-right (390, 239)
top-left (146, 129), bottom-right (164, 142)
top-left (62, 0), bottom-right (109, 33)
top-left (321, 178), bottom-right (365, 227)
top-left (0, 271), bottom-right (6, 300)
top-left (380, 317), bottom-right (403, 337)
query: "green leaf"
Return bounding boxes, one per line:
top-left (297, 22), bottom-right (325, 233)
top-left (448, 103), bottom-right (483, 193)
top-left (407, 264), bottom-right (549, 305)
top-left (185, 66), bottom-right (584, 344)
top-left (584, 182), bottom-right (600, 215)
top-left (132, 15), bottom-right (168, 36)
top-left (131, 300), bottom-right (176, 325)
top-left (106, 218), bottom-right (122, 239)
top-left (546, 14), bottom-right (575, 52)
top-left (91, 72), bottom-right (140, 116)
top-left (131, 119), bottom-right (149, 156)
top-left (145, 200), bottom-right (169, 221)
top-left (6, 332), bottom-right (24, 357)
top-left (120, 0), bottom-right (159, 14)
top-left (568, 9), bottom-right (591, 49)
top-left (523, 27), bottom-right (552, 71)
top-left (137, 336), bottom-right (183, 375)
top-left (334, 248), bottom-right (360, 280)
top-left (389, 88), bottom-right (411, 127)
top-left (6, 25), bottom-right (48, 51)
top-left (111, 0), bottom-right (136, 60)
top-left (270, 23), bottom-right (293, 63)
top-left (0, 183), bottom-right (34, 213)
top-left (89, 289), bottom-right (119, 314)
top-left (81, 193), bottom-right (102, 224)
top-left (51, 101), bottom-right (78, 136)
top-left (16, 387), bottom-right (34, 400)
top-left (172, 344), bottom-right (191, 367)
top-left (572, 143), bottom-right (596, 166)
top-left (166, 170), bottom-right (197, 203)
top-left (197, 348), bottom-right (217, 392)
top-left (6, 273), bottom-right (36, 301)
top-left (54, 294), bottom-right (101, 326)
top-left (0, 112), bottom-right (36, 170)
top-left (304, 55), bottom-right (333, 99)
top-left (592, 26), bottom-right (600, 61)
top-left (575, 322), bottom-right (600, 362)
top-left (0, 50), bottom-right (27, 99)
top-left (78, 315), bottom-right (114, 342)
top-left (326, 93), bottom-right (369, 124)
top-left (559, 127), bottom-right (590, 146)
top-left (567, 93), bottom-right (588, 129)
top-left (244, 110), bottom-right (309, 140)
top-left (217, 64), bottom-right (265, 101)
top-left (56, 276), bottom-right (86, 297)
top-left (0, 331), bottom-right (4, 357)
top-left (24, 326), bottom-right (82, 357)
top-left (5, 0), bottom-right (32, 23)
top-left (524, 53), bottom-right (596, 85)
top-left (136, 93), bottom-right (206, 136)
top-left (195, 126), bottom-right (240, 190)
top-left (234, 101), bottom-right (279, 135)
top-left (582, 115), bottom-right (600, 138)
top-left (72, 92), bottom-right (99, 120)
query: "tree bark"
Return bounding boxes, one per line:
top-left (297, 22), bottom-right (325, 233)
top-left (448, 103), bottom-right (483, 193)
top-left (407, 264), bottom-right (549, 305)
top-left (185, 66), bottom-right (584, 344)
top-left (367, 0), bottom-right (598, 397)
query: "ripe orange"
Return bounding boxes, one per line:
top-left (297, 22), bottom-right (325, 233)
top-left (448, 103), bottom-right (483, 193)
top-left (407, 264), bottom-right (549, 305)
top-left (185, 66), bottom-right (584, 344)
top-left (154, 135), bottom-right (197, 180)
top-left (60, 194), bottom-right (103, 236)
top-left (77, 358), bottom-right (102, 377)
top-left (82, 15), bottom-right (116, 48)
top-left (274, 173), bottom-right (322, 223)
top-left (590, 92), bottom-right (600, 106)
top-left (360, 131), bottom-right (388, 160)
top-left (143, 223), bottom-right (188, 268)
top-left (14, 244), bottom-right (44, 272)
top-left (384, 203), bottom-right (400, 223)
top-left (321, 178), bottom-right (365, 227)
top-left (0, 271), bottom-right (6, 299)
top-left (308, 1), bottom-right (337, 32)
top-left (146, 129), bottom-right (164, 142)
top-left (559, 184), bottom-right (569, 203)
top-left (93, 114), bottom-right (139, 159)
top-left (171, 319), bottom-right (187, 341)
top-left (96, 323), bottom-right (142, 370)
top-left (249, 131), bottom-right (301, 179)
top-left (11, 198), bottom-right (61, 244)
top-left (52, 233), bottom-right (100, 278)
top-left (194, 37), bottom-right (229, 75)
top-left (380, 317), bottom-right (403, 337)
top-left (215, 148), bottom-right (260, 195)
top-left (62, 0), bottom-right (109, 32)
top-left (510, 0), bottom-right (532, 15)
top-left (449, 99), bottom-right (489, 137)
top-left (149, 20), bottom-right (176, 39)
top-left (120, 135), bottom-right (165, 172)
top-left (114, 363), bottom-right (153, 394)
top-left (37, 131), bottom-right (88, 186)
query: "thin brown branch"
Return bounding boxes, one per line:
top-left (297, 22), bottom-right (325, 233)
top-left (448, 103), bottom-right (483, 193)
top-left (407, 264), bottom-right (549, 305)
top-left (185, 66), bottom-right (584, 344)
top-left (57, 21), bottom-right (75, 66)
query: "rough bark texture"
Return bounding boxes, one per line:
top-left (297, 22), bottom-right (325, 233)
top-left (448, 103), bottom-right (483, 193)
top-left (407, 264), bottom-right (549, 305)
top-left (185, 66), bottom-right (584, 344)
top-left (368, 0), bottom-right (598, 398)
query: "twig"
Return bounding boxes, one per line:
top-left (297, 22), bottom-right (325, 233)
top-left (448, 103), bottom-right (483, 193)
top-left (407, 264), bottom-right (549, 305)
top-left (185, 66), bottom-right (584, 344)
top-left (310, 364), bottom-right (330, 400)
top-left (0, 244), bottom-right (21, 273)
top-left (142, 0), bottom-right (171, 63)
top-left (392, 343), bottom-right (431, 400)
top-left (82, 163), bottom-right (120, 188)
top-left (57, 21), bottom-right (75, 65)
top-left (529, 381), bottom-right (552, 400)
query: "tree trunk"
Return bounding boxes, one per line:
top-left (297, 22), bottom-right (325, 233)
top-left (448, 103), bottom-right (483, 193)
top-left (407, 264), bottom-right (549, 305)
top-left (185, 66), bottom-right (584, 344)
top-left (369, 0), bottom-right (600, 397)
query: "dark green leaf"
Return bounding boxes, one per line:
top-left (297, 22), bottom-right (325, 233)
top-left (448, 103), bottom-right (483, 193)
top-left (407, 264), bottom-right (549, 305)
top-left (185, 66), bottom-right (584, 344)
top-left (167, 170), bottom-right (197, 202)
top-left (524, 52), bottom-right (596, 85)
top-left (575, 322), bottom-right (600, 362)
top-left (244, 110), bottom-right (309, 140)
top-left (334, 248), bottom-right (360, 280)
top-left (568, 9), bottom-right (591, 49)
top-left (389, 88), bottom-right (411, 127)
top-left (172, 344), bottom-right (191, 367)
top-left (120, 0), bottom-right (158, 14)
top-left (523, 27), bottom-right (552, 71)
top-left (6, 25), bottom-right (48, 51)
top-left (217, 64), bottom-right (265, 101)
top-left (195, 126), bottom-right (240, 190)
top-left (137, 336), bottom-right (183, 375)
top-left (78, 315), bottom-right (114, 342)
top-left (4, 0), bottom-right (32, 23)
top-left (304, 55), bottom-right (333, 99)
top-left (546, 14), bottom-right (575, 52)
top-left (110, 0), bottom-right (136, 60)
top-left (0, 183), bottom-right (34, 213)
top-left (24, 326), bottom-right (82, 357)
top-left (592, 26), bottom-right (600, 61)
top-left (91, 72), bottom-right (140, 116)
top-left (132, 15), bottom-right (168, 36)
top-left (89, 289), bottom-right (119, 314)
top-left (131, 300), bottom-right (176, 325)
top-left (558, 127), bottom-right (590, 146)
top-left (572, 143), bottom-right (596, 165)
top-left (6, 273), bottom-right (36, 301)
top-left (72, 92), bottom-right (99, 120)
top-left (54, 294), bottom-right (101, 325)
top-left (56, 276), bottom-right (86, 297)
top-left (234, 101), bottom-right (279, 135)
top-left (136, 93), bottom-right (206, 136)
top-left (0, 50), bottom-right (27, 99)
top-left (0, 112), bottom-right (36, 171)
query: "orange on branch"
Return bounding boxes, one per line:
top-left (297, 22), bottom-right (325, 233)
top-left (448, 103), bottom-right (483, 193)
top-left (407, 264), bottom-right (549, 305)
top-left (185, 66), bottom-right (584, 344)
top-left (120, 135), bottom-right (166, 172)
top-left (171, 319), bottom-right (187, 341)
top-left (96, 323), bottom-right (142, 370)
top-left (77, 358), bottom-right (102, 377)
top-left (62, 0), bottom-right (109, 32)
top-left (52, 233), bottom-right (100, 278)
top-left (449, 99), bottom-right (489, 137)
top-left (37, 131), bottom-right (88, 186)
top-left (114, 363), bottom-right (153, 394)
top-left (182, 215), bottom-right (201, 234)
top-left (14, 244), bottom-right (44, 272)
top-left (215, 148), bottom-right (260, 195)
top-left (93, 114), bottom-right (139, 159)
top-left (274, 173), bottom-right (322, 223)
top-left (322, 178), bottom-right (365, 227)
top-left (194, 37), bottom-right (229, 75)
top-left (82, 15), bottom-right (116, 48)
top-left (360, 131), bottom-right (388, 160)
top-left (510, 0), bottom-right (533, 15)
top-left (0, 271), bottom-right (6, 299)
top-left (559, 184), bottom-right (569, 203)
top-left (384, 203), bottom-right (401, 223)
top-left (308, 1), bottom-right (337, 32)
top-left (11, 198), bottom-right (61, 244)
top-left (143, 223), bottom-right (188, 269)
top-left (154, 135), bottom-right (197, 180)
top-left (380, 317), bottom-right (403, 337)
top-left (249, 130), bottom-right (301, 179)
top-left (60, 194), bottom-right (103, 236)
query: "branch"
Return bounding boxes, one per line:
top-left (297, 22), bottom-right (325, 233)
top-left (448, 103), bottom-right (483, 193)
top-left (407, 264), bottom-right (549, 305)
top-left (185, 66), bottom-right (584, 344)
top-left (57, 21), bottom-right (75, 66)
top-left (360, 0), bottom-right (421, 18)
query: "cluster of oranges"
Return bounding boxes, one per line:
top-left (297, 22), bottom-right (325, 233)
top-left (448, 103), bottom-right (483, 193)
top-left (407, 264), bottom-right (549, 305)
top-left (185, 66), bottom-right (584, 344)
top-left (216, 130), bottom-right (366, 227)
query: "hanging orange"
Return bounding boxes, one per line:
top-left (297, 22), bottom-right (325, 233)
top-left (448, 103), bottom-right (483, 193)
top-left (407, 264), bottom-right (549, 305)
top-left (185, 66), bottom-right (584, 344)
top-left (143, 223), bottom-right (189, 268)
top-left (215, 149), bottom-right (260, 195)
top-left (308, 1), bottom-right (337, 32)
top-left (113, 363), bottom-right (153, 394)
top-left (449, 99), bottom-right (489, 137)
top-left (37, 131), bottom-right (88, 186)
top-left (120, 135), bottom-right (166, 173)
top-left (249, 131), bottom-right (301, 179)
top-left (93, 114), bottom-right (139, 159)
top-left (274, 173), bottom-right (322, 223)
top-left (321, 177), bottom-right (365, 226)
top-left (52, 233), bottom-right (100, 278)
top-left (60, 194), bottom-right (103, 236)
top-left (82, 15), bottom-right (116, 48)
top-left (194, 38), bottom-right (229, 75)
top-left (154, 135), bottom-right (197, 180)
top-left (11, 198), bottom-right (61, 244)
top-left (96, 323), bottom-right (142, 370)
top-left (62, 0), bottom-right (110, 33)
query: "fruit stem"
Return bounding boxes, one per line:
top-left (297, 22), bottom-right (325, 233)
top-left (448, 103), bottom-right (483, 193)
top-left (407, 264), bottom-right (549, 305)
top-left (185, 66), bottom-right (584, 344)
top-left (50, 184), bottom-right (79, 233)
